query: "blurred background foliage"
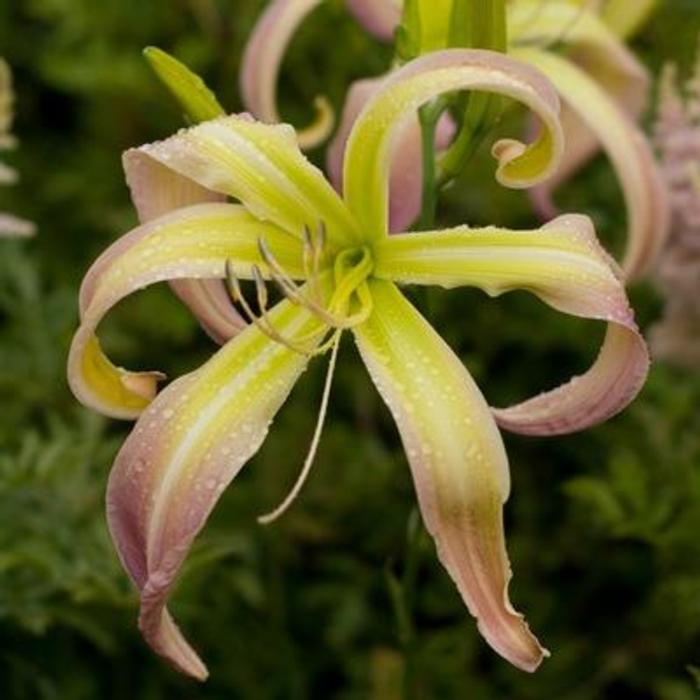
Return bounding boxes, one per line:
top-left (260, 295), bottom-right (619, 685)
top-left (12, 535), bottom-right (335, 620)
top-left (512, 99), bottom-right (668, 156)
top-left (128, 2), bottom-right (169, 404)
top-left (1, 0), bottom-right (700, 698)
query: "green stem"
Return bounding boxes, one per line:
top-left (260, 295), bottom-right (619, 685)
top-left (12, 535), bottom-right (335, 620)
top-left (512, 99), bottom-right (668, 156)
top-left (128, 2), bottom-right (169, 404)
top-left (386, 509), bottom-right (424, 700)
top-left (417, 98), bottom-right (448, 230)
top-left (441, 0), bottom-right (508, 184)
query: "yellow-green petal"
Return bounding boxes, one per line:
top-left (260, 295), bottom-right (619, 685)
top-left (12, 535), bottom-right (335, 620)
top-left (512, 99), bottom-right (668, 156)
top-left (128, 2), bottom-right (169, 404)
top-left (343, 49), bottom-right (563, 240)
top-left (69, 203), bottom-right (304, 419)
top-left (354, 280), bottom-right (548, 672)
top-left (127, 114), bottom-right (359, 247)
top-left (374, 214), bottom-right (649, 434)
top-left (515, 47), bottom-right (669, 279)
top-left (602, 0), bottom-right (658, 39)
top-left (107, 298), bottom-right (325, 679)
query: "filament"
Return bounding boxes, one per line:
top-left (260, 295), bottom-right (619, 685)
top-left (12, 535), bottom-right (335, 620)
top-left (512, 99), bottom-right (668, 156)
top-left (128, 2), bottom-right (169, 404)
top-left (258, 332), bottom-right (341, 525)
top-left (225, 222), bottom-right (373, 357)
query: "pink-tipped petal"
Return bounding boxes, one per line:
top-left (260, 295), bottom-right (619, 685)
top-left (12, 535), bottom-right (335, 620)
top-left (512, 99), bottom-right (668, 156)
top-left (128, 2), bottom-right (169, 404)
top-left (354, 280), bottom-right (548, 672)
top-left (327, 75), bottom-right (455, 233)
top-left (518, 48), bottom-right (670, 280)
top-left (510, 5), bottom-right (670, 278)
top-left (241, 0), bottom-right (334, 149)
top-left (125, 114), bottom-right (358, 247)
top-left (493, 216), bottom-right (649, 434)
top-left (512, 1), bottom-right (650, 213)
top-left (342, 49), bottom-right (564, 238)
top-left (374, 213), bottom-right (650, 435)
top-left (345, 0), bottom-right (401, 41)
top-left (124, 143), bottom-right (244, 343)
top-left (107, 300), bottom-right (323, 678)
top-left (69, 203), bottom-right (303, 419)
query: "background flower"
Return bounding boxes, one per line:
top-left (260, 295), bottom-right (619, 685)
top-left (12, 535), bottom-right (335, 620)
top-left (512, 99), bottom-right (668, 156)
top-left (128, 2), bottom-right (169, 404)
top-left (651, 47), bottom-right (700, 367)
top-left (0, 58), bottom-right (35, 238)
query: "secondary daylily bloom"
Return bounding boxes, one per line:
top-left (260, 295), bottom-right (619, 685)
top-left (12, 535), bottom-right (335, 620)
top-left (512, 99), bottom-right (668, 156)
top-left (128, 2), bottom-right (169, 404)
top-left (68, 50), bottom-right (649, 679)
top-left (650, 54), bottom-right (700, 367)
top-left (0, 58), bottom-right (35, 238)
top-left (244, 0), bottom-right (669, 279)
top-left (568, 0), bottom-right (660, 40)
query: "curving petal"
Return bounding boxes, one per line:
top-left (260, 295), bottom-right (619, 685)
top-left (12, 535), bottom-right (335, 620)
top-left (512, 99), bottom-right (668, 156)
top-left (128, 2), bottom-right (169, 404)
top-left (510, 4), bottom-right (659, 274)
top-left (510, 1), bottom-right (649, 122)
top-left (125, 114), bottom-right (359, 247)
top-left (123, 139), bottom-right (243, 343)
top-left (515, 47), bottom-right (670, 280)
top-left (327, 75), bottom-right (455, 234)
top-left (354, 280), bottom-right (548, 672)
top-left (241, 0), bottom-right (334, 150)
top-left (374, 213), bottom-right (649, 435)
top-left (345, 0), bottom-right (401, 41)
top-left (107, 299), bottom-right (324, 680)
top-left (343, 49), bottom-right (564, 239)
top-left (69, 203), bottom-right (304, 420)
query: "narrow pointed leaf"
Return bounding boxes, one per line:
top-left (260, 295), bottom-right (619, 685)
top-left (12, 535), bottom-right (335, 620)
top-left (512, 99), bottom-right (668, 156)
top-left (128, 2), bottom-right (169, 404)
top-left (144, 47), bottom-right (225, 123)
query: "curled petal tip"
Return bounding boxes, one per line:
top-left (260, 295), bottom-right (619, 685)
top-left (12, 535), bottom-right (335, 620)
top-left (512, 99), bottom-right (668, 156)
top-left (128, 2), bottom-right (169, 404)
top-left (296, 95), bottom-right (335, 150)
top-left (516, 47), bottom-right (670, 280)
top-left (138, 604), bottom-right (209, 681)
top-left (121, 371), bottom-right (166, 402)
top-left (343, 49), bottom-right (564, 238)
top-left (107, 301), bottom-right (321, 678)
top-left (241, 0), bottom-right (333, 150)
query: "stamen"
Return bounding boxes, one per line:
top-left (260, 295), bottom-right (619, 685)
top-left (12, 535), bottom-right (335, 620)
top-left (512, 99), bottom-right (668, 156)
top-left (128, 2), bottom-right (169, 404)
top-left (310, 222), bottom-right (326, 304)
top-left (302, 224), bottom-right (315, 282)
top-left (225, 260), bottom-right (329, 356)
top-left (258, 236), bottom-right (358, 328)
top-left (252, 265), bottom-right (269, 310)
top-left (258, 332), bottom-right (341, 525)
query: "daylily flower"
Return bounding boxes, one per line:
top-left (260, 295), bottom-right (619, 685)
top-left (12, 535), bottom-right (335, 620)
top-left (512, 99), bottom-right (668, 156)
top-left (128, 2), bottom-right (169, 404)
top-left (68, 50), bottom-right (649, 679)
top-left (650, 52), bottom-right (700, 367)
top-left (0, 58), bottom-right (35, 238)
top-left (242, 0), bottom-right (669, 279)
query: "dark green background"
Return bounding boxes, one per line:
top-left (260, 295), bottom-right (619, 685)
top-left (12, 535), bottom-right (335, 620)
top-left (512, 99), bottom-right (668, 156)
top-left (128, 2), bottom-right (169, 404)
top-left (1, 1), bottom-right (699, 697)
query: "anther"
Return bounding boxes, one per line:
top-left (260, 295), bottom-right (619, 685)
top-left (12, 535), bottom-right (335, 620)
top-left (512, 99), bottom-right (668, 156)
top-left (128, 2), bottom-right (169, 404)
top-left (225, 260), bottom-right (323, 356)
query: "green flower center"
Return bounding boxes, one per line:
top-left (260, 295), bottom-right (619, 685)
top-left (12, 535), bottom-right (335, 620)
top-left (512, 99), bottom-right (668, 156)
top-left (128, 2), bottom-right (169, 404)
top-left (326, 245), bottom-right (374, 319)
